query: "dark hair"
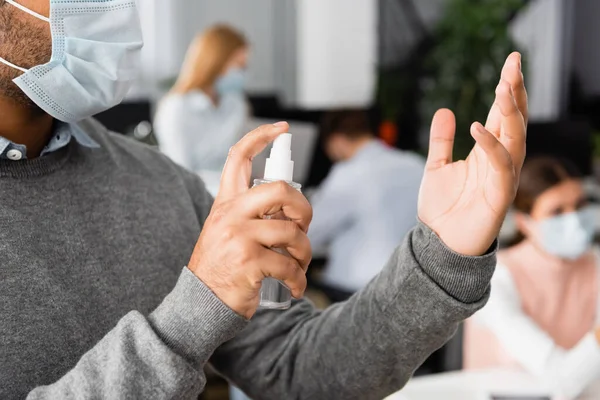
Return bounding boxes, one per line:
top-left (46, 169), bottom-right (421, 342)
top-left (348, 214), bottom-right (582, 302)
top-left (514, 156), bottom-right (583, 213)
top-left (508, 156), bottom-right (583, 245)
top-left (321, 109), bottom-right (375, 143)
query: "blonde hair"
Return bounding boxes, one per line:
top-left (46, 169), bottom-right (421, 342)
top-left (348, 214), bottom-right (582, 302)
top-left (171, 25), bottom-right (247, 95)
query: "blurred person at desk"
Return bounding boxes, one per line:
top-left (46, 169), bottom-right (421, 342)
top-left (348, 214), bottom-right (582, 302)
top-left (308, 110), bottom-right (425, 302)
top-left (465, 157), bottom-right (600, 399)
top-left (154, 24), bottom-right (250, 196)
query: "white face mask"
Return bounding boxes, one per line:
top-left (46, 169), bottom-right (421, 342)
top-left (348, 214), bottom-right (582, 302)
top-left (534, 207), bottom-right (596, 260)
top-left (0, 0), bottom-right (143, 123)
top-left (215, 68), bottom-right (246, 95)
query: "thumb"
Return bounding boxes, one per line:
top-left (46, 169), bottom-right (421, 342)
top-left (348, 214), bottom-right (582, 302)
top-left (426, 109), bottom-right (456, 170)
top-left (218, 122), bottom-right (289, 201)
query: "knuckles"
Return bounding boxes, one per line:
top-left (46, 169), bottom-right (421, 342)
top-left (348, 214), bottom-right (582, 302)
top-left (271, 180), bottom-right (294, 197)
top-left (227, 145), bottom-right (239, 158)
top-left (199, 181), bottom-right (312, 293)
top-left (208, 203), bottom-right (230, 225)
top-left (230, 240), bottom-right (258, 267)
top-left (282, 220), bottom-right (302, 239)
top-left (304, 200), bottom-right (314, 226)
top-left (219, 226), bottom-right (237, 243)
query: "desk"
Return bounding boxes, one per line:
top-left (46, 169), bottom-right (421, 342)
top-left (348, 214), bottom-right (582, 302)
top-left (386, 369), bottom-right (600, 400)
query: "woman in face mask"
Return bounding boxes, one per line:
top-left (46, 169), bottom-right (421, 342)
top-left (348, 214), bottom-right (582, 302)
top-left (154, 25), bottom-right (249, 196)
top-left (464, 156), bottom-right (600, 399)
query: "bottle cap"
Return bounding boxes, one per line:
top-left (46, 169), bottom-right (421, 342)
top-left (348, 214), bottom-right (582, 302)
top-left (264, 133), bottom-right (294, 181)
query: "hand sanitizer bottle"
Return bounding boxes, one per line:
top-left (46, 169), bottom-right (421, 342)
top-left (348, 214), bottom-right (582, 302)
top-left (253, 133), bottom-right (302, 310)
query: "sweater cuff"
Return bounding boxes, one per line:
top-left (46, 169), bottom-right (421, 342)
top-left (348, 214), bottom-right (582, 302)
top-left (412, 221), bottom-right (497, 304)
top-left (148, 267), bottom-right (248, 368)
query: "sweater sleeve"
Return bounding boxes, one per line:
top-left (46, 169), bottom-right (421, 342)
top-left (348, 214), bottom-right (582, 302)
top-left (475, 266), bottom-right (600, 398)
top-left (210, 222), bottom-right (496, 400)
top-left (27, 268), bottom-right (247, 400)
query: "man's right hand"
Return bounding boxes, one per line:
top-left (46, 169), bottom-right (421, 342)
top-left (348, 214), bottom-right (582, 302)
top-left (188, 122), bottom-right (313, 319)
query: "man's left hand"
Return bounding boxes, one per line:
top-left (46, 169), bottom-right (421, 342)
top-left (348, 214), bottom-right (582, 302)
top-left (418, 52), bottom-right (528, 256)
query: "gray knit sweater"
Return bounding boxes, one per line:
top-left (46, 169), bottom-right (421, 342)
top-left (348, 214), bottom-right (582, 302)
top-left (0, 119), bottom-right (496, 400)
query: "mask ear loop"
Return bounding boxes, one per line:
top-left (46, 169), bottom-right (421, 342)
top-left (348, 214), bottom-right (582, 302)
top-left (0, 56), bottom-right (28, 73)
top-left (4, 0), bottom-right (50, 22)
top-left (0, 0), bottom-right (50, 72)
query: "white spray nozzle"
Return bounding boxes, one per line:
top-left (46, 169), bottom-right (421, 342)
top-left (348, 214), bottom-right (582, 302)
top-left (264, 133), bottom-right (294, 182)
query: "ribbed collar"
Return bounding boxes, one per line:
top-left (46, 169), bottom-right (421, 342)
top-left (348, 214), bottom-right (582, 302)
top-left (0, 120), bottom-right (101, 179)
top-left (0, 121), bottom-right (99, 160)
top-left (0, 139), bottom-right (77, 179)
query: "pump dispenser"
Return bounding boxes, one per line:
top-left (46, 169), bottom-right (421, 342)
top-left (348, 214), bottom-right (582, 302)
top-left (264, 133), bottom-right (294, 182)
top-left (253, 133), bottom-right (302, 310)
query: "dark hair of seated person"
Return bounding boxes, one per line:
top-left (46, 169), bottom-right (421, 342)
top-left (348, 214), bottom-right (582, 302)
top-left (320, 109), bottom-right (375, 143)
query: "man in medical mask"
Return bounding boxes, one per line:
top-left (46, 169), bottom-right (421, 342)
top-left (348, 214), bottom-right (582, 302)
top-left (0, 1), bottom-right (528, 399)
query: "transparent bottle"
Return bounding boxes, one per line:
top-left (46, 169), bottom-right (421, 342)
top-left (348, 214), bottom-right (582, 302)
top-left (253, 178), bottom-right (302, 309)
top-left (253, 133), bottom-right (302, 310)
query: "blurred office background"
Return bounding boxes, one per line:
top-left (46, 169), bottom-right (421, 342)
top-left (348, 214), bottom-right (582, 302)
top-left (93, 0), bottom-right (600, 397)
top-left (99, 0), bottom-right (600, 186)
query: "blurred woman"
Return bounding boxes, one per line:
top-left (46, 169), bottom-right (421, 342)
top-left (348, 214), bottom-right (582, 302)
top-left (464, 157), bottom-right (600, 399)
top-left (154, 25), bottom-right (249, 196)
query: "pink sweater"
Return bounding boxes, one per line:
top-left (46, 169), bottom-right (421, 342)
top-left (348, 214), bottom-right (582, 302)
top-left (464, 242), bottom-right (600, 397)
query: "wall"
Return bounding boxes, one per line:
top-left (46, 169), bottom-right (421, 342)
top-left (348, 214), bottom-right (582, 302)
top-left (572, 0), bottom-right (600, 96)
top-left (134, 0), bottom-right (277, 97)
top-left (295, 0), bottom-right (377, 109)
top-left (379, 0), bottom-right (447, 67)
top-left (137, 0), bottom-right (587, 114)
top-left (177, 0), bottom-right (278, 94)
top-left (133, 0), bottom-right (378, 109)
top-left (510, 0), bottom-right (600, 118)
top-left (510, 0), bottom-right (566, 121)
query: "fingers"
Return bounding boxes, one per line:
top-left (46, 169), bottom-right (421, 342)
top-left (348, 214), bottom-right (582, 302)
top-left (256, 248), bottom-right (307, 298)
top-left (496, 79), bottom-right (527, 174)
top-left (486, 52), bottom-right (528, 137)
top-left (498, 52), bottom-right (528, 174)
top-left (470, 122), bottom-right (513, 174)
top-left (219, 122), bottom-right (290, 200)
top-left (247, 219), bottom-right (312, 270)
top-left (236, 181), bottom-right (313, 232)
top-left (501, 52), bottom-right (528, 125)
top-left (426, 109), bottom-right (456, 170)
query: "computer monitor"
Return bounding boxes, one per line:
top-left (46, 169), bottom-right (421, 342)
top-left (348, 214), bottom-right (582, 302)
top-left (95, 101), bottom-right (152, 136)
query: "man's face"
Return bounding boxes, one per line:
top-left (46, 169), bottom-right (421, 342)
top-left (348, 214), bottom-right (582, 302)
top-left (0, 0), bottom-right (51, 107)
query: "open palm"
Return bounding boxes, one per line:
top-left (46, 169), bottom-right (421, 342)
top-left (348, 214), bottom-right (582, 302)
top-left (418, 52), bottom-right (528, 256)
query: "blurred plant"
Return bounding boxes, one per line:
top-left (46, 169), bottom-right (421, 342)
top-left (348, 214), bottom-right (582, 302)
top-left (593, 132), bottom-right (600, 159)
top-left (376, 41), bottom-right (433, 151)
top-left (420, 0), bottom-right (527, 160)
top-left (378, 66), bottom-right (418, 123)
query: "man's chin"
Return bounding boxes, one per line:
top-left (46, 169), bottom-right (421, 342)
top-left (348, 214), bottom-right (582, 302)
top-left (0, 79), bottom-right (44, 113)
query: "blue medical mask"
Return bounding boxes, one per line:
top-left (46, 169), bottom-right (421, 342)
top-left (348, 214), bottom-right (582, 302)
top-left (0, 0), bottom-right (143, 123)
top-left (536, 207), bottom-right (596, 260)
top-left (215, 68), bottom-right (246, 95)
